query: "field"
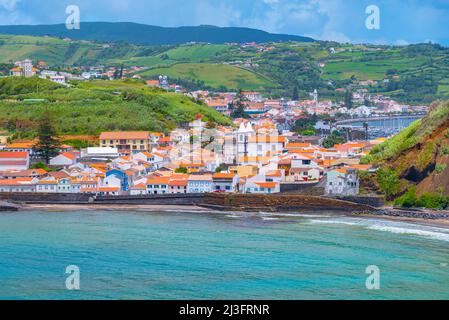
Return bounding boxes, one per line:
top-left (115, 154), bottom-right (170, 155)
top-left (322, 49), bottom-right (427, 80)
top-left (1, 33), bottom-right (449, 103)
top-left (139, 63), bottom-right (275, 90)
top-left (0, 77), bottom-right (232, 139)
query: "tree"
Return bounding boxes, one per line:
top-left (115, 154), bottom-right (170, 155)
top-left (292, 86), bottom-right (299, 100)
top-left (322, 131), bottom-right (345, 148)
top-left (230, 89), bottom-right (250, 119)
top-left (376, 168), bottom-right (400, 199)
top-left (175, 167), bottom-right (188, 174)
top-left (33, 110), bottom-right (61, 164)
top-left (344, 90), bottom-right (353, 109)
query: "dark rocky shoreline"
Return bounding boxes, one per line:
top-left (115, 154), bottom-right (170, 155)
top-left (357, 208), bottom-right (449, 220)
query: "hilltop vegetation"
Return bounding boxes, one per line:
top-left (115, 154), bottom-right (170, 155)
top-left (363, 100), bottom-right (449, 207)
top-left (0, 77), bottom-right (232, 139)
top-left (0, 23), bottom-right (314, 46)
top-left (139, 63), bottom-right (274, 91)
top-left (0, 32), bottom-right (448, 103)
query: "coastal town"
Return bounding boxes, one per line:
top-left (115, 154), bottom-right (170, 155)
top-left (0, 58), bottom-right (427, 198)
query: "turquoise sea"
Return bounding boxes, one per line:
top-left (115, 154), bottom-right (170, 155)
top-left (1, 209), bottom-right (449, 300)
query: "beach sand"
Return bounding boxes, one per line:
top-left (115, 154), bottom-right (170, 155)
top-left (22, 203), bottom-right (211, 212)
top-left (19, 204), bottom-right (449, 229)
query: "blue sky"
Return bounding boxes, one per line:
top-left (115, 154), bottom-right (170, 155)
top-left (1, 0), bottom-right (448, 45)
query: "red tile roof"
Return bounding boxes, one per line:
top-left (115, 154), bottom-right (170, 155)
top-left (0, 152), bottom-right (29, 159)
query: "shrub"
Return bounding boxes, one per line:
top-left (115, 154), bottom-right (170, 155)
top-left (435, 163), bottom-right (447, 174)
top-left (376, 168), bottom-right (401, 198)
top-left (394, 186), bottom-right (418, 208)
top-left (175, 167), bottom-right (188, 174)
top-left (416, 193), bottom-right (449, 210)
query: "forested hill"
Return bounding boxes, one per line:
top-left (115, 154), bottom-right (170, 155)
top-left (0, 22), bottom-right (315, 45)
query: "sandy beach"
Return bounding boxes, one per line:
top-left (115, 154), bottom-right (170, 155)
top-left (21, 203), bottom-right (211, 212)
top-left (16, 203), bottom-right (449, 229)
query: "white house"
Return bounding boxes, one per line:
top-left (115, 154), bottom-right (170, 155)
top-left (50, 152), bottom-right (77, 167)
top-left (286, 155), bottom-right (323, 182)
top-left (57, 178), bottom-right (73, 193)
top-left (101, 175), bottom-right (122, 192)
top-left (0, 152), bottom-right (30, 171)
top-left (81, 147), bottom-right (119, 160)
top-left (187, 174), bottom-right (213, 193)
top-left (247, 135), bottom-right (285, 158)
top-left (133, 152), bottom-right (166, 168)
top-left (130, 183), bottom-right (148, 195)
top-left (212, 173), bottom-right (239, 193)
top-left (0, 178), bottom-right (37, 193)
top-left (242, 174), bottom-right (280, 194)
top-left (36, 179), bottom-right (58, 193)
top-left (325, 168), bottom-right (359, 196)
top-left (146, 176), bottom-right (170, 195)
top-left (168, 178), bottom-right (188, 194)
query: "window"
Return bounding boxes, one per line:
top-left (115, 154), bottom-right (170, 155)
top-left (225, 186), bottom-right (231, 190)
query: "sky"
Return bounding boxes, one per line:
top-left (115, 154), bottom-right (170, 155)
top-left (0, 0), bottom-right (448, 45)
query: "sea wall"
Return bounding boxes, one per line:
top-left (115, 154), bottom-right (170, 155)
top-left (201, 193), bottom-right (374, 212)
top-left (1, 192), bottom-right (377, 212)
top-left (0, 201), bottom-right (21, 211)
top-left (0, 192), bottom-right (204, 205)
top-left (94, 194), bottom-right (204, 205)
top-left (329, 195), bottom-right (385, 208)
top-left (361, 208), bottom-right (449, 220)
top-left (280, 182), bottom-right (319, 193)
top-left (0, 193), bottom-right (94, 204)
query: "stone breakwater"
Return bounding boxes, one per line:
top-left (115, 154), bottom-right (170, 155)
top-left (357, 209), bottom-right (449, 220)
top-left (0, 201), bottom-right (21, 211)
top-left (201, 193), bottom-right (375, 212)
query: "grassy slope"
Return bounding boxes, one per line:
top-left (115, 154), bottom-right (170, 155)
top-left (0, 77), bottom-right (232, 138)
top-left (1, 33), bottom-right (448, 101)
top-left (366, 101), bottom-right (449, 196)
top-left (139, 63), bottom-right (274, 90)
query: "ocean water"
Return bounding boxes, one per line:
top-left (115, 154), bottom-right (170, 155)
top-left (1, 209), bottom-right (449, 300)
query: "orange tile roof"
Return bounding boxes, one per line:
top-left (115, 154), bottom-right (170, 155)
top-left (286, 143), bottom-right (311, 148)
top-left (131, 183), bottom-right (146, 189)
top-left (349, 164), bottom-right (373, 171)
top-left (248, 136), bottom-right (286, 143)
top-left (168, 179), bottom-right (188, 187)
top-left (254, 182), bottom-right (277, 188)
top-left (0, 151), bottom-right (28, 159)
top-left (60, 152), bottom-right (76, 160)
top-left (98, 187), bottom-right (120, 192)
top-left (100, 132), bottom-right (149, 140)
top-left (146, 177), bottom-right (170, 185)
top-left (213, 173), bottom-right (235, 179)
top-left (266, 170), bottom-right (282, 177)
top-left (6, 142), bottom-right (35, 149)
top-left (0, 178), bottom-right (34, 185)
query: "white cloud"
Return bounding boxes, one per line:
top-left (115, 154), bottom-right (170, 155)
top-left (0, 0), bottom-right (21, 10)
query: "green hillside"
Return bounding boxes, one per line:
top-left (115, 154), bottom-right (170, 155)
top-left (0, 33), bottom-right (448, 103)
top-left (0, 22), bottom-right (315, 45)
top-left (0, 77), bottom-right (232, 139)
top-left (139, 63), bottom-right (274, 91)
top-left (362, 101), bottom-right (449, 207)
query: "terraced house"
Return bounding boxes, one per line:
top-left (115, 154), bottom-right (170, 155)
top-left (100, 132), bottom-right (154, 153)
